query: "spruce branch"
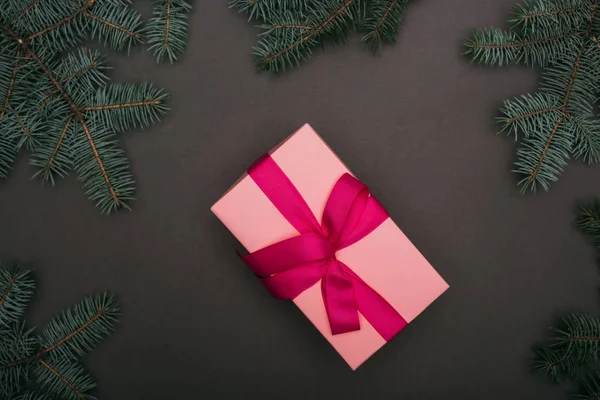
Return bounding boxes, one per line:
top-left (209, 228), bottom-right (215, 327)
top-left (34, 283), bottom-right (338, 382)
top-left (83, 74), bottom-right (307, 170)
top-left (254, 0), bottom-right (359, 73)
top-left (362, 0), bottom-right (409, 53)
top-left (578, 371), bottom-right (600, 399)
top-left (532, 202), bottom-right (600, 397)
top-left (464, 0), bottom-right (600, 192)
top-left (147, 0), bottom-right (193, 63)
top-left (230, 0), bottom-right (310, 20)
top-left (85, 1), bottom-right (144, 53)
top-left (36, 357), bottom-right (95, 400)
top-left (0, 267), bottom-right (34, 327)
top-left (0, 263), bottom-right (118, 400)
top-left (0, 0), bottom-right (182, 214)
top-left (577, 198), bottom-right (600, 247)
top-left (232, 0), bottom-right (416, 73)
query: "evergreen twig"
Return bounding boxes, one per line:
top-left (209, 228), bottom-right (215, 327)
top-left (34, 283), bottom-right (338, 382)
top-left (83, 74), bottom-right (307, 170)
top-left (0, 263), bottom-right (118, 400)
top-left (464, 0), bottom-right (600, 193)
top-left (532, 199), bottom-right (600, 397)
top-left (231, 0), bottom-right (415, 73)
top-left (0, 0), bottom-right (193, 214)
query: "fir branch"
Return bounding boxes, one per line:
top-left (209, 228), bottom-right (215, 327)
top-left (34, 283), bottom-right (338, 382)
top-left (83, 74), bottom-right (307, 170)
top-left (27, 0), bottom-right (94, 41)
top-left (0, 323), bottom-right (37, 398)
top-left (464, 28), bottom-right (582, 66)
top-left (0, 0), bottom-right (177, 213)
top-left (0, 270), bottom-right (117, 399)
top-left (362, 0), bottom-right (408, 53)
top-left (36, 357), bottom-right (95, 400)
top-left (5, 105), bottom-right (44, 159)
top-left (1, 294), bottom-right (119, 370)
top-left (9, 0), bottom-right (41, 26)
top-left (83, 82), bottom-right (169, 133)
top-left (0, 132), bottom-right (17, 180)
top-left (85, 1), bottom-right (144, 53)
top-left (498, 93), bottom-right (564, 139)
top-left (578, 371), bottom-right (600, 399)
top-left (0, 49), bottom-right (21, 122)
top-left (577, 198), bottom-right (600, 247)
top-left (465, 0), bottom-right (600, 192)
top-left (534, 314), bottom-right (600, 382)
top-left (231, 0), bottom-right (310, 20)
top-left (38, 294), bottom-right (119, 361)
top-left (147, 0), bottom-right (192, 63)
top-left (510, 0), bottom-right (591, 32)
top-left (78, 119), bottom-right (122, 209)
top-left (6, 31), bottom-right (125, 210)
top-left (569, 116), bottom-right (600, 163)
top-left (532, 345), bottom-right (576, 382)
top-left (32, 116), bottom-right (73, 183)
top-left (86, 12), bottom-right (139, 38)
top-left (255, 0), bottom-right (358, 73)
top-left (13, 392), bottom-right (52, 400)
top-left (0, 267), bottom-right (34, 327)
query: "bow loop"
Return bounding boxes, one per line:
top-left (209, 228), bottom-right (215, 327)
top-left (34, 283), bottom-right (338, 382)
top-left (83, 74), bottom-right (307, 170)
top-left (322, 173), bottom-right (389, 250)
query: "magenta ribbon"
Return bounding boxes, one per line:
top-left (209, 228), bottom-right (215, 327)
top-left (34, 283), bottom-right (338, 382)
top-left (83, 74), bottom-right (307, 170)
top-left (242, 155), bottom-right (407, 340)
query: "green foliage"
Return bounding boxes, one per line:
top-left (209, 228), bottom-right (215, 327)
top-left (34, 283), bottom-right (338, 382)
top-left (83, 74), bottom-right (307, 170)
top-left (147, 0), bottom-right (193, 63)
top-left (0, 263), bottom-right (119, 400)
top-left (464, 0), bottom-right (600, 193)
top-left (578, 371), bottom-right (600, 399)
top-left (0, 0), bottom-right (192, 214)
top-left (577, 198), bottom-right (600, 248)
top-left (532, 199), bottom-right (600, 398)
top-left (231, 0), bottom-right (414, 73)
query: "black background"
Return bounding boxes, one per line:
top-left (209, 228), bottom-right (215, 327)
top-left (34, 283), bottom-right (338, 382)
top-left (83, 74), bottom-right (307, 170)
top-left (1, 0), bottom-right (599, 399)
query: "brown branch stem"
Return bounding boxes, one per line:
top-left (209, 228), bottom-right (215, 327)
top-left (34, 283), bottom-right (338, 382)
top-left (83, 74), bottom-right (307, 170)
top-left (529, 4), bottom-right (597, 179)
top-left (0, 49), bottom-right (21, 121)
top-left (83, 100), bottom-right (161, 111)
top-left (270, 24), bottom-right (314, 31)
top-left (8, 103), bottom-right (32, 138)
top-left (504, 107), bottom-right (562, 124)
top-left (85, 12), bottom-right (140, 38)
top-left (39, 360), bottom-right (84, 399)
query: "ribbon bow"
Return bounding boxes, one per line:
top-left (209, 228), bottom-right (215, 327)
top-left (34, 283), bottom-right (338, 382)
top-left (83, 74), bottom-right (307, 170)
top-left (243, 155), bottom-right (407, 340)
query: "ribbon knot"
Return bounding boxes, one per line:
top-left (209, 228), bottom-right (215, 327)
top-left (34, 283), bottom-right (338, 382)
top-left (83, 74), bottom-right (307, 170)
top-left (242, 155), bottom-right (407, 340)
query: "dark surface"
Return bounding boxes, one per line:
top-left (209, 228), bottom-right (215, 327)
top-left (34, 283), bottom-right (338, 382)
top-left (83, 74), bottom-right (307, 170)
top-left (1, 0), bottom-right (600, 399)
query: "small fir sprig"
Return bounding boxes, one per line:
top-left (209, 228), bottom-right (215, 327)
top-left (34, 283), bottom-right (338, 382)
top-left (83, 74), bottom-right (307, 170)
top-left (0, 0), bottom-right (192, 214)
top-left (0, 263), bottom-right (119, 400)
top-left (532, 198), bottom-right (600, 398)
top-left (231, 0), bottom-right (413, 73)
top-left (464, 0), bottom-right (600, 193)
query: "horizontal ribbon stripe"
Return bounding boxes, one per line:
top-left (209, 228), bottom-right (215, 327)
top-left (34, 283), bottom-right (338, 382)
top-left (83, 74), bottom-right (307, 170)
top-left (243, 154), bottom-right (407, 340)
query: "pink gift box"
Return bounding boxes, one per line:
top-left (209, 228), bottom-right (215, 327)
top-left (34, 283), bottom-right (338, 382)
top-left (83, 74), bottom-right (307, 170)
top-left (211, 124), bottom-right (449, 369)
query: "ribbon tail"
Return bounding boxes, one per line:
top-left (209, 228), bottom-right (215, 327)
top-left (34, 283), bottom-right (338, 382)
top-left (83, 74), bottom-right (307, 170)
top-left (341, 262), bottom-right (407, 341)
top-left (322, 260), bottom-right (361, 335)
top-left (261, 261), bottom-right (326, 300)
